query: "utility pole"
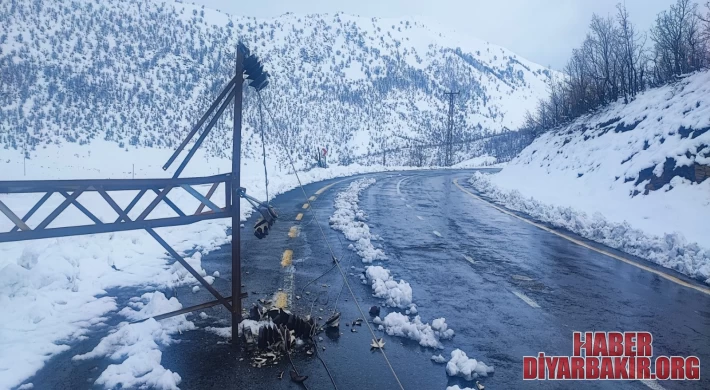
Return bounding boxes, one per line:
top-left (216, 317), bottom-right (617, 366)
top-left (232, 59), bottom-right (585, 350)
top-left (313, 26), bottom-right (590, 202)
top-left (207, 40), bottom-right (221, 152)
top-left (231, 48), bottom-right (245, 344)
top-left (444, 91), bottom-right (459, 166)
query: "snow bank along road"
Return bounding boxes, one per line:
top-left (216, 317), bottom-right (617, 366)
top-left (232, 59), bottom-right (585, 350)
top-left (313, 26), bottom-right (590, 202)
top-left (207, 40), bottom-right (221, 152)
top-left (19, 169), bottom-right (710, 390)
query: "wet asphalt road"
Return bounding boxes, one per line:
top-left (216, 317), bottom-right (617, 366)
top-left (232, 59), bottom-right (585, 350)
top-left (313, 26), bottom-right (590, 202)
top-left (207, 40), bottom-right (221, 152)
top-left (22, 169), bottom-right (710, 390)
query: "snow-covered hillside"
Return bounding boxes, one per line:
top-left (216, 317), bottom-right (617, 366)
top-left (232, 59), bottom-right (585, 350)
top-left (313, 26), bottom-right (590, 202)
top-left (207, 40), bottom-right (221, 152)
top-left (0, 0), bottom-right (552, 167)
top-left (471, 70), bottom-right (710, 284)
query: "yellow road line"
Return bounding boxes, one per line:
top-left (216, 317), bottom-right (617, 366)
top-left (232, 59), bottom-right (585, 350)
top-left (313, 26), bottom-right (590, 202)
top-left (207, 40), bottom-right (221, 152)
top-left (281, 249), bottom-right (293, 267)
top-left (452, 178), bottom-right (710, 296)
top-left (295, 213), bottom-right (303, 221)
top-left (288, 226), bottom-right (299, 238)
top-left (314, 183), bottom-right (335, 195)
top-left (302, 203), bottom-right (309, 209)
top-left (274, 292), bottom-right (288, 309)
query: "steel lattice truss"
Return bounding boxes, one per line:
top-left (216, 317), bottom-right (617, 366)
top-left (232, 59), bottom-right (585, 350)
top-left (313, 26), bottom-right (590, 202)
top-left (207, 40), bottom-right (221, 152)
top-left (0, 43), bottom-right (270, 331)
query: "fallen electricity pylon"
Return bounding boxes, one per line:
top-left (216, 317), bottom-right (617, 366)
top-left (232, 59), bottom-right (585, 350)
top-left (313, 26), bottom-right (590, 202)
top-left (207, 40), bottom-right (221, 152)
top-left (0, 42), bottom-right (271, 344)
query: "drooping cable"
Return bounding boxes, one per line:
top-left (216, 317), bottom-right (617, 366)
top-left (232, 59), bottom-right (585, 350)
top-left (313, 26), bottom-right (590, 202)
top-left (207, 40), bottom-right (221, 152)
top-left (256, 91), bottom-right (405, 390)
top-left (257, 98), bottom-right (270, 203)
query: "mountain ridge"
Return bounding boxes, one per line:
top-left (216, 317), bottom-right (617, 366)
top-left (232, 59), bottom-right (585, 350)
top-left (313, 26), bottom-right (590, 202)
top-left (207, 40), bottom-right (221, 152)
top-left (1, 0), bottom-right (554, 166)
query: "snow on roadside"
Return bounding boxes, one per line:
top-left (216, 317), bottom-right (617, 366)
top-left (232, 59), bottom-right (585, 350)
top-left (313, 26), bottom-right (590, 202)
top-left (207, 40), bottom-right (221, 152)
top-left (446, 349), bottom-right (495, 380)
top-left (373, 312), bottom-right (454, 349)
top-left (73, 292), bottom-right (195, 390)
top-left (329, 178), bottom-right (386, 262)
top-left (469, 172), bottom-right (710, 284)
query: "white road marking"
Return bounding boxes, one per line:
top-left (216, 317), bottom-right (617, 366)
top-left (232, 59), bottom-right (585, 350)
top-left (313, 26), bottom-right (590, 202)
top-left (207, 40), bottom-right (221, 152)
top-left (462, 254), bottom-right (475, 264)
top-left (396, 177), bottom-right (409, 196)
top-left (511, 290), bottom-right (540, 308)
top-left (640, 380), bottom-right (666, 390)
top-left (405, 204), bottom-right (413, 208)
top-left (433, 230), bottom-right (442, 237)
top-left (416, 215), bottom-right (424, 220)
top-left (512, 275), bottom-right (533, 281)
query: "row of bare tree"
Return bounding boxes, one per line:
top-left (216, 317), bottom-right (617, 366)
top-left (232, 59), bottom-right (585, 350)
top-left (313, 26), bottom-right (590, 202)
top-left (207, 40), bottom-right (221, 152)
top-left (524, 0), bottom-right (710, 133)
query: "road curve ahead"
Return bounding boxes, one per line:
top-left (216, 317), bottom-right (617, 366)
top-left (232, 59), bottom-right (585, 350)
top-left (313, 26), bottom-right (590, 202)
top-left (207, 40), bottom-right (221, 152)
top-left (355, 170), bottom-right (709, 389)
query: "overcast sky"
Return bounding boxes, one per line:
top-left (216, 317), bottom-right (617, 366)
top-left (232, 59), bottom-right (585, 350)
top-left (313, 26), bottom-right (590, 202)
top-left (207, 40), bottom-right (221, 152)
top-left (191, 0), bottom-right (677, 70)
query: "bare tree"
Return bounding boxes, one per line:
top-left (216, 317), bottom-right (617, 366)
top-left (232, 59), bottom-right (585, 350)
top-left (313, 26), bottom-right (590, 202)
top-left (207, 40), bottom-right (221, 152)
top-left (616, 3), bottom-right (646, 100)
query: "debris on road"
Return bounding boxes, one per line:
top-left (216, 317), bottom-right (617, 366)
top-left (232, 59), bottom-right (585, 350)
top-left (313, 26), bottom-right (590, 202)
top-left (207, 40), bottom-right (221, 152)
top-left (369, 305), bottom-right (380, 317)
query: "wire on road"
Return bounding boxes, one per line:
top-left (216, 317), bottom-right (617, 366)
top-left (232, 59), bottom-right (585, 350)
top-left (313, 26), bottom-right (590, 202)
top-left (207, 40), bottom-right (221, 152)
top-left (258, 92), bottom-right (406, 390)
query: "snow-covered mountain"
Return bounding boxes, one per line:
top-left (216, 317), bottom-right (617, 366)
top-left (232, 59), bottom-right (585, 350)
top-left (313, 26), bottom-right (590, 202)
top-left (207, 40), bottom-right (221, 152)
top-left (0, 0), bottom-right (553, 167)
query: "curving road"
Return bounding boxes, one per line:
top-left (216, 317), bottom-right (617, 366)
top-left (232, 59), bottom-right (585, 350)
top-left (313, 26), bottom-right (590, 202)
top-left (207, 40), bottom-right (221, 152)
top-left (23, 169), bottom-right (710, 390)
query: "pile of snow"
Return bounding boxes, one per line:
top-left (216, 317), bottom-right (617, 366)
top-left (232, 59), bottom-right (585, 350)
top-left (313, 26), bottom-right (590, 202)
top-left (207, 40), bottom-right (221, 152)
top-left (431, 354), bottom-right (448, 364)
top-left (451, 155), bottom-right (498, 168)
top-left (472, 70), bottom-right (710, 284)
top-left (360, 266), bottom-right (413, 309)
top-left (73, 292), bottom-right (194, 390)
top-left (329, 178), bottom-right (387, 262)
top-left (445, 349), bottom-right (494, 381)
top-left (373, 312), bottom-right (454, 349)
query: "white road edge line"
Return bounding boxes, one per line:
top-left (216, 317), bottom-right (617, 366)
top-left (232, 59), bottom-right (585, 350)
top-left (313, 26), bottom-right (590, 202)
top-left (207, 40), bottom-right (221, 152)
top-left (640, 380), bottom-right (666, 390)
top-left (416, 215), bottom-right (424, 220)
top-left (511, 290), bottom-right (541, 308)
top-left (452, 179), bottom-right (710, 297)
top-left (433, 230), bottom-right (442, 237)
top-left (396, 177), bottom-right (409, 196)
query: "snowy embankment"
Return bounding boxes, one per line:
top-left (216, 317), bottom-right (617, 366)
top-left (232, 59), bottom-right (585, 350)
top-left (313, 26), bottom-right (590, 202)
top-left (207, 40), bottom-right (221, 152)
top-left (329, 178), bottom-right (493, 382)
top-left (0, 141), bottom-right (429, 390)
top-left (470, 70), bottom-right (710, 284)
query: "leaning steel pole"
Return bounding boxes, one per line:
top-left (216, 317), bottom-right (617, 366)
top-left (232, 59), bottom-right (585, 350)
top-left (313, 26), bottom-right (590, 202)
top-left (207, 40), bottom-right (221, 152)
top-left (232, 48), bottom-right (245, 344)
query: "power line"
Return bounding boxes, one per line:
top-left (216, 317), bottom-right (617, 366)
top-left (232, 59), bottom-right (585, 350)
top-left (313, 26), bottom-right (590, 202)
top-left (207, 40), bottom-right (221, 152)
top-left (257, 92), bottom-right (406, 390)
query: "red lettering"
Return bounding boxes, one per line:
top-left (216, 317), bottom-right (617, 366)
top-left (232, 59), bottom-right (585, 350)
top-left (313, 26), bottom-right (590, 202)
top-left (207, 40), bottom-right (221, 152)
top-left (670, 356), bottom-right (685, 380)
top-left (656, 356), bottom-right (670, 380)
top-left (523, 356), bottom-right (537, 379)
top-left (686, 356), bottom-right (700, 380)
top-left (624, 332), bottom-right (637, 356)
top-left (608, 332), bottom-right (624, 356)
top-left (545, 357), bottom-right (559, 378)
top-left (636, 332), bottom-right (653, 356)
top-left (600, 357), bottom-right (614, 379)
top-left (613, 357), bottom-right (629, 379)
top-left (628, 356), bottom-right (636, 379)
top-left (538, 352), bottom-right (545, 379)
top-left (573, 332), bottom-right (591, 356)
top-left (636, 357), bottom-right (651, 379)
top-left (557, 357), bottom-right (571, 379)
top-left (593, 333), bottom-right (608, 356)
top-left (571, 357), bottom-right (585, 379)
top-left (586, 357), bottom-right (600, 379)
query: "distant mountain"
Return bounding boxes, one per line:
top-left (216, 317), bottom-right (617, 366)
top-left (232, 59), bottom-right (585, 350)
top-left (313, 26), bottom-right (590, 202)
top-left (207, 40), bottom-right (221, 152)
top-left (0, 0), bottom-right (553, 166)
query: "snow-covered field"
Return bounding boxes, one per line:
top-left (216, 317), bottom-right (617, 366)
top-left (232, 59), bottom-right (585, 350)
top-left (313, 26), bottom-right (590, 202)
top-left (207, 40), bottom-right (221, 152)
top-left (328, 178), bottom-right (493, 383)
top-left (470, 70), bottom-right (710, 284)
